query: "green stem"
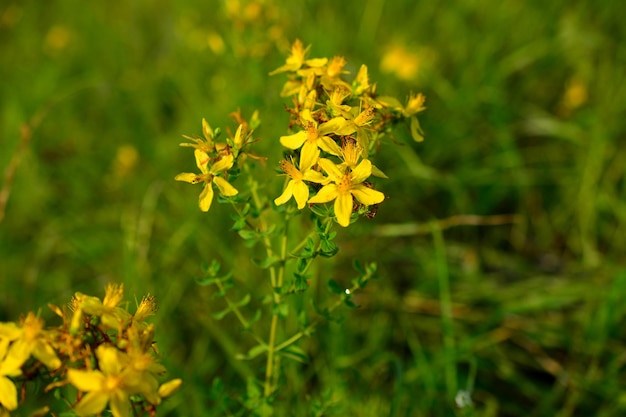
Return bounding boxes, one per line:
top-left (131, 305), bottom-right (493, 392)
top-left (263, 214), bottom-right (289, 397)
top-left (430, 222), bottom-right (457, 399)
top-left (214, 279), bottom-right (265, 346)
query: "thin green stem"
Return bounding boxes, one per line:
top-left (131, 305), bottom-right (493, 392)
top-left (430, 221), bottom-right (457, 399)
top-left (213, 279), bottom-right (265, 346)
top-left (263, 214), bottom-right (290, 397)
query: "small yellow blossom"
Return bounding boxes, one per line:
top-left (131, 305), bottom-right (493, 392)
top-left (75, 283), bottom-right (131, 331)
top-left (308, 158), bottom-right (384, 227)
top-left (274, 148), bottom-right (327, 209)
top-left (180, 118), bottom-right (216, 154)
top-left (269, 39), bottom-right (327, 75)
top-left (175, 150), bottom-right (239, 212)
top-left (68, 345), bottom-right (139, 417)
top-left (353, 64), bottom-right (373, 96)
top-left (279, 109), bottom-right (345, 168)
top-left (0, 312), bottom-right (60, 371)
top-left (403, 92), bottom-right (427, 117)
top-left (326, 86), bottom-right (352, 118)
top-left (339, 138), bottom-right (387, 178)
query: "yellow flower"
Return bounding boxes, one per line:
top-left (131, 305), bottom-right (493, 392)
top-left (269, 39), bottom-right (327, 75)
top-left (179, 118), bottom-right (216, 154)
top-left (279, 109), bottom-right (344, 168)
top-left (175, 150), bottom-right (238, 212)
top-left (0, 338), bottom-right (22, 411)
top-left (274, 148), bottom-right (327, 209)
top-left (353, 64), bottom-right (373, 96)
top-left (75, 283), bottom-right (131, 331)
top-left (338, 138), bottom-right (387, 178)
top-left (0, 312), bottom-right (61, 371)
top-left (326, 86), bottom-right (352, 118)
top-left (67, 345), bottom-right (139, 417)
top-left (308, 158), bottom-right (384, 227)
top-left (402, 92), bottom-right (426, 117)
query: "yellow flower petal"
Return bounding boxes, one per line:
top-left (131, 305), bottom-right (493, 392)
top-left (213, 177), bottom-right (238, 197)
top-left (0, 376), bottom-right (18, 410)
top-left (193, 150), bottom-right (210, 174)
top-left (292, 181), bottom-right (310, 209)
top-left (302, 170), bottom-right (327, 184)
top-left (211, 154), bottom-right (234, 174)
top-left (198, 183), bottom-right (214, 212)
top-left (67, 369), bottom-right (105, 392)
top-left (73, 391), bottom-right (109, 417)
top-left (350, 159), bottom-right (373, 183)
top-left (109, 390), bottom-right (131, 417)
top-left (317, 135), bottom-right (342, 156)
top-left (0, 323), bottom-right (21, 341)
top-left (351, 185), bottom-right (385, 205)
top-left (317, 158), bottom-right (343, 181)
top-left (96, 345), bottom-right (125, 375)
top-left (299, 146), bottom-right (320, 172)
top-left (274, 181), bottom-right (295, 206)
top-left (334, 193), bottom-right (353, 227)
top-left (300, 141), bottom-right (320, 171)
top-left (33, 341), bottom-right (61, 370)
top-left (318, 117), bottom-right (348, 136)
top-left (308, 184), bottom-right (339, 204)
top-left (280, 131), bottom-right (307, 150)
top-left (174, 172), bottom-right (198, 183)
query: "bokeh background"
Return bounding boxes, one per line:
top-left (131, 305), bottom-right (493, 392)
top-left (2, 0), bottom-right (625, 416)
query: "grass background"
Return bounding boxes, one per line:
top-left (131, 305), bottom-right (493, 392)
top-left (1, 0), bottom-right (626, 416)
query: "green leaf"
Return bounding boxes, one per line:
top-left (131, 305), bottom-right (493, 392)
top-left (344, 296), bottom-right (358, 308)
top-left (353, 259), bottom-right (365, 274)
top-left (272, 302), bottom-right (289, 318)
top-left (195, 271), bottom-right (233, 287)
top-left (279, 345), bottom-right (310, 363)
top-left (327, 279), bottom-right (343, 295)
top-left (238, 229), bottom-right (258, 240)
top-left (236, 293), bottom-right (251, 307)
top-left (410, 116), bottom-right (424, 142)
top-left (252, 255), bottom-right (281, 269)
top-left (236, 343), bottom-right (268, 360)
top-left (294, 272), bottom-right (310, 292)
top-left (319, 238), bottom-right (338, 257)
top-left (212, 305), bottom-right (233, 320)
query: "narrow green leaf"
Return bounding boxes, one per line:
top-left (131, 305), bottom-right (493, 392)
top-left (236, 344), bottom-right (268, 361)
top-left (252, 255), bottom-right (281, 269)
top-left (279, 345), bottom-right (310, 363)
top-left (212, 305), bottom-right (233, 320)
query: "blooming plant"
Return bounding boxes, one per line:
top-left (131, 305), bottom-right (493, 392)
top-left (175, 39), bottom-right (426, 414)
top-left (0, 284), bottom-right (180, 416)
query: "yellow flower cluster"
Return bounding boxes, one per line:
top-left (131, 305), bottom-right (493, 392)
top-left (272, 39), bottom-right (426, 227)
top-left (175, 111), bottom-right (261, 212)
top-left (0, 284), bottom-right (180, 417)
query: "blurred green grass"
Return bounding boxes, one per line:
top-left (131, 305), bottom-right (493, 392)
top-left (1, 0), bottom-right (626, 415)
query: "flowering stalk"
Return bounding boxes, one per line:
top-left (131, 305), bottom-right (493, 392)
top-left (175, 39), bottom-right (426, 412)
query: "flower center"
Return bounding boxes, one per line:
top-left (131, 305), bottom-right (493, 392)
top-left (337, 172), bottom-right (353, 194)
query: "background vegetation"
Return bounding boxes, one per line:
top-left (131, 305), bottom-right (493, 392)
top-left (1, 0), bottom-right (625, 415)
